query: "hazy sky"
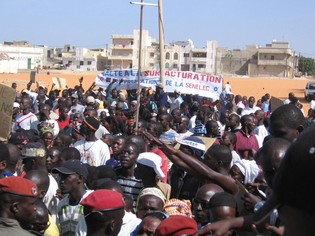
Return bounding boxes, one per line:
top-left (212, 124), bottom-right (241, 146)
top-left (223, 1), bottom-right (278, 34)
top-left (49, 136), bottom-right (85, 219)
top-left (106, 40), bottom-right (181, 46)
top-left (1, 0), bottom-right (314, 57)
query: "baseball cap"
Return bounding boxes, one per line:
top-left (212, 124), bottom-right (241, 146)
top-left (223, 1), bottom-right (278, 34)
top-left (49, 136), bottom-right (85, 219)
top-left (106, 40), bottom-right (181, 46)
top-left (71, 93), bottom-right (78, 99)
top-left (86, 96), bottom-right (95, 104)
top-left (174, 89), bottom-right (181, 95)
top-left (81, 189), bottom-right (124, 212)
top-left (13, 102), bottom-right (20, 108)
top-left (254, 125), bottom-right (315, 224)
top-left (0, 176), bottom-right (38, 197)
top-left (137, 152), bottom-right (165, 178)
top-left (52, 160), bottom-right (88, 180)
top-left (156, 82), bottom-right (164, 89)
top-left (21, 142), bottom-right (47, 158)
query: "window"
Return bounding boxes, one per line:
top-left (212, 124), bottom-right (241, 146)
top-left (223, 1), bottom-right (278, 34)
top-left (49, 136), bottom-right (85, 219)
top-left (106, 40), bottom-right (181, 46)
top-left (271, 55), bottom-right (275, 60)
top-left (150, 52), bottom-right (154, 58)
top-left (87, 61), bottom-right (92, 65)
top-left (166, 52), bottom-right (170, 59)
top-left (173, 63), bottom-right (178, 69)
top-left (80, 61), bottom-right (84, 66)
top-left (165, 62), bottom-right (170, 68)
top-left (68, 60), bottom-right (72, 64)
top-left (149, 63), bottom-right (154, 67)
top-left (184, 53), bottom-right (189, 57)
top-left (174, 53), bottom-right (178, 60)
top-left (198, 64), bottom-right (206, 68)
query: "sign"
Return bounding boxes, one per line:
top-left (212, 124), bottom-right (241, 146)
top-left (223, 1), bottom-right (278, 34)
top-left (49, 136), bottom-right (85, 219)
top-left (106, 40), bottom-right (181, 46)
top-left (95, 69), bottom-right (223, 100)
top-left (52, 77), bottom-right (67, 89)
top-left (30, 70), bottom-right (36, 83)
top-left (0, 84), bottom-right (16, 141)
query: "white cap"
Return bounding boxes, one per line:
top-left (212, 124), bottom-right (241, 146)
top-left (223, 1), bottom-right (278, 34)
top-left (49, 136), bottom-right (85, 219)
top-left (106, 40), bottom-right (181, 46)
top-left (13, 102), bottom-right (20, 108)
top-left (137, 152), bottom-right (165, 178)
top-left (174, 89), bottom-right (181, 94)
top-left (86, 96), bottom-right (95, 104)
top-left (156, 82), bottom-right (164, 89)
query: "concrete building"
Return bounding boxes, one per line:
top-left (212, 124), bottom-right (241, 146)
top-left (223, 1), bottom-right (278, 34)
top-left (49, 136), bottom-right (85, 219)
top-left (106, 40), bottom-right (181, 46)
top-left (108, 30), bottom-right (218, 74)
top-left (249, 41), bottom-right (296, 77)
top-left (216, 41), bottom-right (297, 77)
top-left (61, 47), bottom-right (111, 71)
top-left (0, 41), bottom-right (47, 72)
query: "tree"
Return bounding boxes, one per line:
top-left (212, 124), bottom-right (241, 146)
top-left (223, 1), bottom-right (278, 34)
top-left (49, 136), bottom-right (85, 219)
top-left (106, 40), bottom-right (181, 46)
top-left (298, 56), bottom-right (315, 76)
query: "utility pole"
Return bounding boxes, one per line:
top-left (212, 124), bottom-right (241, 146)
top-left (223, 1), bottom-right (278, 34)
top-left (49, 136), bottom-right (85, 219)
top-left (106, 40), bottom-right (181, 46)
top-left (158, 0), bottom-right (165, 87)
top-left (130, 1), bottom-right (158, 130)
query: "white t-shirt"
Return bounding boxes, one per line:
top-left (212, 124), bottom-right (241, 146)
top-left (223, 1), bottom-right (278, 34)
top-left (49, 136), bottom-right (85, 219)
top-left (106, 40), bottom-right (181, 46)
top-left (74, 139), bottom-right (110, 166)
top-left (57, 190), bottom-right (93, 236)
top-left (14, 112), bottom-right (38, 131)
top-left (43, 174), bottom-right (59, 223)
top-left (241, 106), bottom-right (261, 116)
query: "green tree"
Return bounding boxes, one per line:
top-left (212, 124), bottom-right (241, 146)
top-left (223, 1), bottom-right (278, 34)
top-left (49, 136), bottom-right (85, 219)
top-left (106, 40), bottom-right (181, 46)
top-left (298, 56), bottom-right (315, 75)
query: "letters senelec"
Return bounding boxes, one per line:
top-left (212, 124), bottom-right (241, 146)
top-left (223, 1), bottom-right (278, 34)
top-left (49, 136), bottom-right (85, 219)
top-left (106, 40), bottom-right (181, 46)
top-left (95, 69), bottom-right (223, 100)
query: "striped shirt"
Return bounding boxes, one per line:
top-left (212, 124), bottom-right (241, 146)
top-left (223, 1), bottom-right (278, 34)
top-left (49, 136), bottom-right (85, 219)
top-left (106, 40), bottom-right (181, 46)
top-left (117, 176), bottom-right (143, 210)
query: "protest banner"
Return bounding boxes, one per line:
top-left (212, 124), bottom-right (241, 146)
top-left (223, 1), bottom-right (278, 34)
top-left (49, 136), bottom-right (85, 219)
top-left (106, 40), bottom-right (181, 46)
top-left (95, 69), bottom-right (223, 100)
top-left (52, 77), bottom-right (67, 89)
top-left (0, 84), bottom-right (16, 141)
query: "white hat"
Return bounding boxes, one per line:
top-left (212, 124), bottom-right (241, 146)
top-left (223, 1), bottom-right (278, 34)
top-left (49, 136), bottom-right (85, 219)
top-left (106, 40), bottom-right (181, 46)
top-left (13, 102), bottom-right (20, 108)
top-left (137, 152), bottom-right (165, 178)
top-left (174, 89), bottom-right (181, 94)
top-left (95, 99), bottom-right (101, 104)
top-left (156, 82), bottom-right (164, 89)
top-left (86, 96), bottom-right (95, 104)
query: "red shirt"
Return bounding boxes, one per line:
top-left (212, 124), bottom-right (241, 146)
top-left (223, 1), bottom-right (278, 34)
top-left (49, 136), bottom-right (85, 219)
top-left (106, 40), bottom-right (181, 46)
top-left (234, 130), bottom-right (259, 159)
top-left (57, 116), bottom-right (70, 130)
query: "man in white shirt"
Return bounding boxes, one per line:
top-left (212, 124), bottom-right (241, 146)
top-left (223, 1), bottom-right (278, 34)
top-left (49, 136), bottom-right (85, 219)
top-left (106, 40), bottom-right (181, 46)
top-left (74, 116), bottom-right (110, 166)
top-left (14, 97), bottom-right (38, 131)
top-left (170, 89), bottom-right (183, 112)
top-left (241, 96), bottom-right (261, 117)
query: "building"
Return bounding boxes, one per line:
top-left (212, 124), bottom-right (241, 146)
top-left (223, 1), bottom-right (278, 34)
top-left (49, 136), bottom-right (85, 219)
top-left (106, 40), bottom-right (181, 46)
top-left (108, 30), bottom-right (218, 74)
top-left (0, 41), bottom-right (47, 72)
top-left (216, 41), bottom-right (297, 77)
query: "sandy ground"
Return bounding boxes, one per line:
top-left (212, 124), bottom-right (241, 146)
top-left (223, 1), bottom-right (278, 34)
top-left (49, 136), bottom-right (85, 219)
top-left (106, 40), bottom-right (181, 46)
top-left (0, 70), bottom-right (314, 114)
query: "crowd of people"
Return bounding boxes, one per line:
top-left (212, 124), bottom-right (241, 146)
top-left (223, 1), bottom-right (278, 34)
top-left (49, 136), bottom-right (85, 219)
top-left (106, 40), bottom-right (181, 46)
top-left (0, 79), bottom-right (314, 236)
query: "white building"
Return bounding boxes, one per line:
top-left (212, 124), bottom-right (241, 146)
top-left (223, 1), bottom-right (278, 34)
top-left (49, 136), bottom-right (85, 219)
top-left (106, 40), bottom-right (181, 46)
top-left (0, 41), bottom-right (47, 71)
top-left (108, 30), bottom-right (219, 74)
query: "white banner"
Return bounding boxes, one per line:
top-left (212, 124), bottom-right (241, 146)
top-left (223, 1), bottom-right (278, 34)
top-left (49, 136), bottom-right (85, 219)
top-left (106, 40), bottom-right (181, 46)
top-left (95, 69), bottom-right (223, 100)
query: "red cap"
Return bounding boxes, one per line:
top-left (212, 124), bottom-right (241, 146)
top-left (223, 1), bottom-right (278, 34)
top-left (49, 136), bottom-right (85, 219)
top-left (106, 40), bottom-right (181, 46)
top-left (0, 176), bottom-right (38, 197)
top-left (154, 215), bottom-right (197, 236)
top-left (81, 190), bottom-right (124, 212)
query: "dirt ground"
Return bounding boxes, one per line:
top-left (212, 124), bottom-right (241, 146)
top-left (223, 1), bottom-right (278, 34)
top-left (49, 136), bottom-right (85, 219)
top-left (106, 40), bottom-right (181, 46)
top-left (0, 70), bottom-right (313, 114)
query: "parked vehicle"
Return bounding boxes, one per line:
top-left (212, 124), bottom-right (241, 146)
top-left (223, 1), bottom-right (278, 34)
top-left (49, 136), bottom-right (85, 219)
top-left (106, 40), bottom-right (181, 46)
top-left (304, 81), bottom-right (315, 101)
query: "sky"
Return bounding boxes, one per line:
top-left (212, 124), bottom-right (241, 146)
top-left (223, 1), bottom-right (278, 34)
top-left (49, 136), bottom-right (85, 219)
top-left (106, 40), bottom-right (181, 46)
top-left (1, 0), bottom-right (315, 58)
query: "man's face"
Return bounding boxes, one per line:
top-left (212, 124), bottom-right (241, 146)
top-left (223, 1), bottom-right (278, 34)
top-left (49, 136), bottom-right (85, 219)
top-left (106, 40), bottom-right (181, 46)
top-left (203, 152), bottom-right (219, 172)
top-left (136, 216), bottom-right (161, 236)
top-left (245, 117), bottom-right (256, 132)
top-left (193, 194), bottom-right (210, 225)
top-left (15, 196), bottom-right (37, 226)
top-left (177, 118), bottom-right (188, 133)
top-left (112, 138), bottom-right (125, 155)
top-left (119, 145), bottom-right (138, 168)
top-left (269, 120), bottom-right (299, 142)
top-left (248, 97), bottom-right (255, 108)
top-left (220, 135), bottom-right (231, 147)
top-left (158, 115), bottom-right (169, 129)
top-left (59, 173), bottom-right (79, 194)
top-left (136, 195), bottom-right (164, 219)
